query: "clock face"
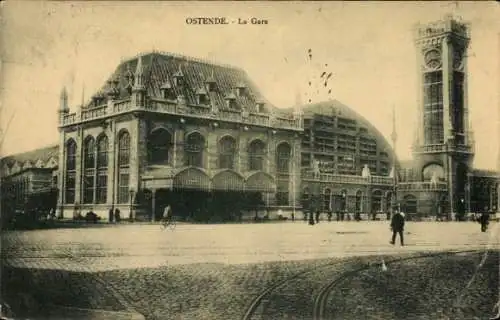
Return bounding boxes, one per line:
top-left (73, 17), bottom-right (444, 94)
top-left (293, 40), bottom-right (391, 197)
top-left (424, 49), bottom-right (442, 70)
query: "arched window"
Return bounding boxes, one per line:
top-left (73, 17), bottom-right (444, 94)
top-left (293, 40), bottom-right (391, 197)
top-left (148, 129), bottom-right (172, 164)
top-left (184, 132), bottom-right (205, 167)
top-left (248, 139), bottom-right (266, 171)
top-left (218, 136), bottom-right (236, 169)
top-left (355, 190), bottom-right (363, 213)
top-left (372, 190), bottom-right (383, 212)
top-left (118, 130), bottom-right (131, 203)
top-left (276, 142), bottom-right (291, 173)
top-left (323, 188), bottom-right (331, 211)
top-left (65, 139), bottom-right (77, 204)
top-left (96, 134), bottom-right (108, 204)
top-left (83, 136), bottom-right (96, 204)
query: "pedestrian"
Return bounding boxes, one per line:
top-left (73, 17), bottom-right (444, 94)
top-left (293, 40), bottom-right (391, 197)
top-left (49, 208), bottom-right (56, 220)
top-left (479, 207), bottom-right (490, 232)
top-left (308, 211), bottom-right (315, 225)
top-left (163, 204), bottom-right (172, 222)
top-left (108, 207), bottom-right (114, 223)
top-left (390, 209), bottom-right (405, 246)
top-left (114, 208), bottom-right (121, 223)
top-left (315, 210), bottom-right (320, 223)
top-left (327, 210), bottom-right (332, 222)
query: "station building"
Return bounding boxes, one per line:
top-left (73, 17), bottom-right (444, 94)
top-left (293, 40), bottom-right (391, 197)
top-left (1, 15), bottom-right (498, 222)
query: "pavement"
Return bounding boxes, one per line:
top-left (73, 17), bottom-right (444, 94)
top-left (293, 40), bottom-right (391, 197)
top-left (1, 220), bottom-right (499, 320)
top-left (2, 220), bottom-right (499, 271)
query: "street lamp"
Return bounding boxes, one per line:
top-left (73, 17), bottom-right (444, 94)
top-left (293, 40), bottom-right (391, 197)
top-left (129, 188), bottom-right (135, 222)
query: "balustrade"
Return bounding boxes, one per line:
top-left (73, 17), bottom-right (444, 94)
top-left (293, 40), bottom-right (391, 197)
top-left (397, 182), bottom-right (447, 191)
top-left (60, 99), bottom-right (302, 130)
top-left (302, 171), bottom-right (392, 185)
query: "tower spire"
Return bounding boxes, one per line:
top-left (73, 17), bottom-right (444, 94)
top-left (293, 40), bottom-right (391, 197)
top-left (133, 56), bottom-right (145, 90)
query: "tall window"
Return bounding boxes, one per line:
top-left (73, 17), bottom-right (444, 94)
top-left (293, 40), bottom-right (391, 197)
top-left (452, 71), bottom-right (465, 144)
top-left (423, 71), bottom-right (444, 144)
top-left (248, 139), bottom-right (266, 171)
top-left (118, 130), bottom-right (131, 203)
top-left (148, 129), bottom-right (172, 164)
top-left (276, 143), bottom-right (291, 173)
top-left (96, 135), bottom-right (108, 203)
top-left (218, 136), bottom-right (236, 169)
top-left (372, 190), bottom-right (382, 212)
top-left (185, 132), bottom-right (205, 167)
top-left (83, 136), bottom-right (96, 204)
top-left (65, 139), bottom-right (77, 204)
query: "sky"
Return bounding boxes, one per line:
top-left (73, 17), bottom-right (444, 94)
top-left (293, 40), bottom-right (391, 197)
top-left (1, 1), bottom-right (499, 170)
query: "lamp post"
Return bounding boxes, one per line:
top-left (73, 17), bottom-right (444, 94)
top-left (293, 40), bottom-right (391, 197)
top-left (129, 188), bottom-right (135, 222)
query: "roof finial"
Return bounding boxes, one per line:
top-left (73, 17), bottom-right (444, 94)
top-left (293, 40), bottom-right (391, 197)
top-left (59, 86), bottom-right (69, 112)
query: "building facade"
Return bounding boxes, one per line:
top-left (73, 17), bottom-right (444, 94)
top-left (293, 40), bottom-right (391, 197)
top-left (55, 52), bottom-right (302, 221)
top-left (0, 146), bottom-right (59, 218)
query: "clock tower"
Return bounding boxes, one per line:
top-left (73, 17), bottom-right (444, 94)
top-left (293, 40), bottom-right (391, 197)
top-left (412, 15), bottom-right (474, 219)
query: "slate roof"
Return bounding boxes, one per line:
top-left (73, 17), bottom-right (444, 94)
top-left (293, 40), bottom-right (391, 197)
top-left (88, 52), bottom-right (282, 115)
top-left (1, 144), bottom-right (59, 169)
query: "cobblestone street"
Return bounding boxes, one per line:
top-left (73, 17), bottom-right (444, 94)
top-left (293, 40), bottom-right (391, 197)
top-left (2, 221), bottom-right (499, 319)
top-left (2, 221), bottom-right (498, 271)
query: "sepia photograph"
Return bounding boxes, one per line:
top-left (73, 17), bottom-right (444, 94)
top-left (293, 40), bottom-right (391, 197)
top-left (1, 1), bottom-right (499, 319)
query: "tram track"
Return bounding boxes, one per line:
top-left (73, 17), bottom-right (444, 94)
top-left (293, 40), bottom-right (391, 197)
top-left (312, 249), bottom-right (485, 320)
top-left (242, 249), bottom-right (484, 320)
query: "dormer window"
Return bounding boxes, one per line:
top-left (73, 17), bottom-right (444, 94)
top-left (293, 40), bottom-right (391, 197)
top-left (225, 93), bottom-right (237, 109)
top-left (205, 72), bottom-right (217, 92)
top-left (235, 82), bottom-right (246, 97)
top-left (174, 76), bottom-right (183, 87)
top-left (160, 81), bottom-right (176, 100)
top-left (255, 100), bottom-right (265, 113)
top-left (196, 88), bottom-right (209, 105)
top-left (173, 67), bottom-right (184, 87)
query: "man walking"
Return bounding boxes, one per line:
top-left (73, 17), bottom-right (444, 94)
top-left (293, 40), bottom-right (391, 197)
top-left (390, 209), bottom-right (405, 246)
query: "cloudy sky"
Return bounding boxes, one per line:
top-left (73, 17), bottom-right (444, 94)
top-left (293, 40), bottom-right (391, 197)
top-left (1, 1), bottom-right (499, 170)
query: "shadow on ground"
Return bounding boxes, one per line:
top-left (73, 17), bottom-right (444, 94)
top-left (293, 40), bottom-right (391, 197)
top-left (2, 251), bottom-right (499, 320)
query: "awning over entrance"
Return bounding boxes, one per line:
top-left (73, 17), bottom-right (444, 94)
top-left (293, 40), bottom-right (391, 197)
top-left (173, 167), bottom-right (211, 191)
top-left (212, 170), bottom-right (245, 191)
top-left (245, 172), bottom-right (276, 193)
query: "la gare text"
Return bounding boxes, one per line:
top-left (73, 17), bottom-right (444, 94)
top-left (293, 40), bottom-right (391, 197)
top-left (185, 17), bottom-right (269, 25)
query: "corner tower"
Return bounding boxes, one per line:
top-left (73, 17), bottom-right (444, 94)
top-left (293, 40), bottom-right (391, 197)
top-left (413, 15), bottom-right (474, 218)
